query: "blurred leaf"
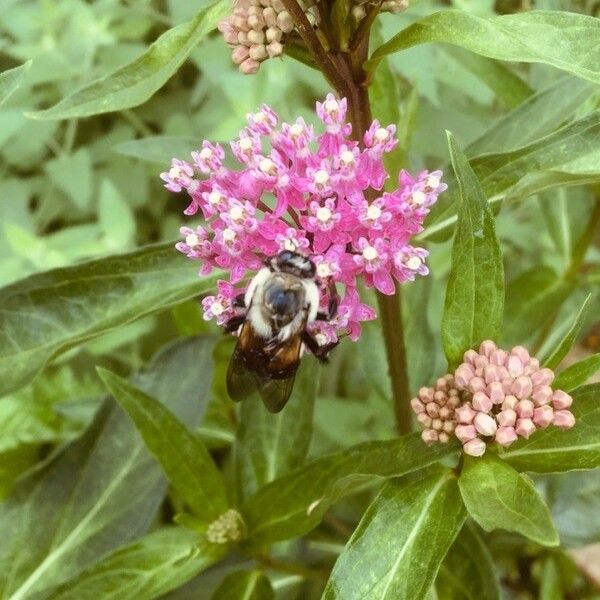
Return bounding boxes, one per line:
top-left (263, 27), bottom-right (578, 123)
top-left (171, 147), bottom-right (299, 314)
top-left (322, 468), bottom-right (466, 600)
top-left (242, 434), bottom-right (459, 545)
top-left (359, 319), bottom-right (391, 400)
top-left (368, 11), bottom-right (600, 85)
top-left (442, 132), bottom-right (504, 369)
top-left (98, 365), bottom-right (227, 524)
top-left (28, 1), bottom-right (229, 120)
top-left (422, 112), bottom-right (600, 241)
top-left (547, 469), bottom-right (600, 547)
top-left (44, 149), bottom-right (93, 210)
top-left (211, 570), bottom-right (274, 600)
top-left (468, 76), bottom-right (596, 156)
top-left (539, 557), bottom-right (562, 600)
top-left (436, 522), bottom-right (500, 600)
top-left (113, 136), bottom-right (203, 165)
top-left (459, 454), bottom-right (559, 546)
top-left (443, 47), bottom-right (532, 109)
top-left (0, 337), bottom-right (213, 599)
top-left (502, 266), bottom-right (574, 347)
top-left (502, 384), bottom-right (600, 473)
top-left (554, 353), bottom-right (600, 391)
top-left (48, 528), bottom-right (227, 600)
top-left (543, 294), bottom-right (591, 369)
top-left (0, 61), bottom-right (31, 107)
top-left (0, 242), bottom-right (220, 398)
top-left (234, 359), bottom-right (318, 501)
top-left (98, 179), bottom-right (136, 250)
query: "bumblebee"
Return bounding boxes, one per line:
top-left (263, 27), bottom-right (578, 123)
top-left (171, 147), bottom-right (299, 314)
top-left (224, 250), bottom-right (338, 413)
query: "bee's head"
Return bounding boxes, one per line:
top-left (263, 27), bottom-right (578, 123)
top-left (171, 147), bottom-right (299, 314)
top-left (268, 251), bottom-right (316, 279)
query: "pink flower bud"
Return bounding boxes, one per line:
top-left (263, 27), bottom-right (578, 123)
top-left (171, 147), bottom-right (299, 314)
top-left (495, 426), bottom-right (518, 447)
top-left (507, 354), bottom-right (524, 377)
top-left (501, 378), bottom-right (513, 395)
top-left (446, 395), bottom-right (461, 409)
top-left (443, 420), bottom-right (456, 434)
top-left (266, 41), bottom-right (283, 58)
top-left (240, 58), bottom-right (260, 74)
top-left (455, 404), bottom-right (476, 424)
top-left (472, 391), bottom-right (493, 413)
top-left (469, 377), bottom-right (486, 393)
top-left (516, 399), bottom-right (534, 419)
top-left (474, 412), bottom-right (498, 437)
top-left (249, 44), bottom-right (268, 61)
top-left (515, 418), bottom-right (536, 439)
top-left (487, 381), bottom-right (505, 404)
top-left (455, 424), bottom-right (477, 442)
top-left (484, 364), bottom-right (502, 384)
top-left (438, 432), bottom-right (450, 443)
top-left (421, 430), bottom-right (439, 445)
top-left (532, 385), bottom-right (552, 406)
top-left (553, 410), bottom-right (575, 429)
top-left (436, 377), bottom-right (448, 390)
top-left (439, 406), bottom-right (451, 419)
top-left (433, 390), bottom-right (446, 404)
top-left (551, 390), bottom-right (573, 410)
top-left (511, 345), bottom-right (530, 364)
top-left (497, 408), bottom-right (517, 428)
top-left (502, 395), bottom-right (518, 410)
top-left (511, 375), bottom-right (533, 399)
top-left (463, 438), bottom-right (487, 457)
top-left (533, 405), bottom-right (554, 428)
top-left (531, 368), bottom-right (555, 387)
top-left (455, 364), bottom-right (475, 389)
top-left (474, 355), bottom-right (489, 370)
top-left (479, 340), bottom-right (497, 357)
top-left (418, 387), bottom-right (434, 402)
top-left (411, 398), bottom-right (425, 414)
top-left (417, 413), bottom-right (432, 427)
top-left (232, 46), bottom-right (250, 65)
top-left (426, 402), bottom-right (440, 418)
top-left (529, 357), bottom-right (540, 370)
top-left (463, 349), bottom-right (478, 365)
top-left (490, 348), bottom-right (508, 366)
top-left (432, 418), bottom-right (443, 431)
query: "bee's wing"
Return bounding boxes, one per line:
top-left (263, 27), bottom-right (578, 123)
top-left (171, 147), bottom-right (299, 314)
top-left (226, 324), bottom-right (260, 403)
top-left (258, 374), bottom-right (298, 413)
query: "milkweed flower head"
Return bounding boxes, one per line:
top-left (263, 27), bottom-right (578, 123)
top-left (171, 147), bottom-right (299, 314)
top-left (413, 340), bottom-right (576, 457)
top-left (163, 94), bottom-right (446, 342)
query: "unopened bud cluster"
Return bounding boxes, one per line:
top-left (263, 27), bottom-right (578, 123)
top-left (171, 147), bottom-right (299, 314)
top-left (219, 0), bottom-right (409, 73)
top-left (218, 0), bottom-right (318, 74)
top-left (413, 341), bottom-right (576, 457)
top-left (206, 509), bottom-right (245, 544)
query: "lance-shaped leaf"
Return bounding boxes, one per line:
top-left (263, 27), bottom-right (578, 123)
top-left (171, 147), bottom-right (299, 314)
top-left (114, 136), bottom-right (204, 165)
top-left (211, 570), bottom-right (274, 600)
top-left (502, 384), bottom-right (600, 473)
top-left (0, 337), bottom-right (214, 600)
top-left (0, 241), bottom-right (220, 398)
top-left (436, 522), bottom-right (501, 600)
top-left (459, 454), bottom-right (559, 546)
top-left (543, 294), bottom-right (591, 369)
top-left (0, 61), bottom-right (31, 107)
top-left (98, 368), bottom-right (228, 524)
top-left (47, 528), bottom-right (227, 600)
top-left (367, 11), bottom-right (600, 85)
top-left (554, 354), bottom-right (600, 392)
top-left (234, 360), bottom-right (318, 502)
top-left (442, 132), bottom-right (504, 368)
top-left (242, 434), bottom-right (458, 545)
top-left (28, 1), bottom-right (228, 120)
top-left (322, 468), bottom-right (466, 600)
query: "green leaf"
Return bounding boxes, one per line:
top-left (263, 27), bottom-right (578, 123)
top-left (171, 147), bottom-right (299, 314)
top-left (502, 384), bottom-right (600, 473)
top-left (27, 1), bottom-right (228, 120)
top-left (98, 180), bottom-right (136, 250)
top-left (458, 454), bottom-right (559, 546)
top-left (436, 522), bottom-right (500, 600)
top-left (211, 570), bottom-right (274, 600)
top-left (543, 294), bottom-right (591, 369)
top-left (98, 367), bottom-right (228, 524)
top-left (0, 61), bottom-right (31, 107)
top-left (539, 557), bottom-right (562, 600)
top-left (421, 112), bottom-right (600, 242)
top-left (442, 132), bottom-right (504, 368)
top-left (48, 528), bottom-right (227, 600)
top-left (242, 434), bottom-right (459, 545)
top-left (44, 149), bottom-right (94, 210)
top-left (554, 353), bottom-right (600, 392)
top-left (0, 337), bottom-right (214, 599)
top-left (0, 241), bottom-right (220, 398)
top-left (322, 468), bottom-right (466, 600)
top-left (234, 359), bottom-right (318, 501)
top-left (467, 76), bottom-right (596, 156)
top-left (113, 136), bottom-right (204, 165)
top-left (368, 10), bottom-right (600, 85)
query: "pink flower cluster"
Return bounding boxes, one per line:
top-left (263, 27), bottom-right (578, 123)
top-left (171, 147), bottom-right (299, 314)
top-left (162, 94), bottom-right (446, 343)
top-left (413, 340), bottom-right (576, 457)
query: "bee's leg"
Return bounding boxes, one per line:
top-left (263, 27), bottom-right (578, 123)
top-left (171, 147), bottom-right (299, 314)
top-left (233, 293), bottom-right (246, 309)
top-left (223, 314), bottom-right (246, 333)
top-left (301, 330), bottom-right (339, 363)
top-left (316, 280), bottom-right (340, 321)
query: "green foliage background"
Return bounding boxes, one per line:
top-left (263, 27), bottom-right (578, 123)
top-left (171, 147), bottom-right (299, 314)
top-left (0, 0), bottom-right (599, 598)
